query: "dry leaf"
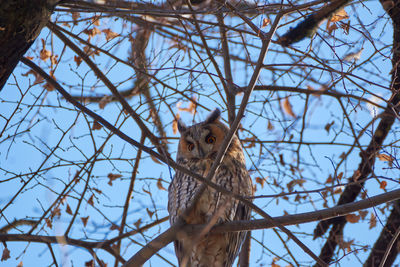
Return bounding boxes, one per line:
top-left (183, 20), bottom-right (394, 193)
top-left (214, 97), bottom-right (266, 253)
top-left (283, 97), bottom-right (296, 118)
top-left (83, 27), bottom-right (101, 38)
top-left (345, 213), bottom-right (360, 223)
top-left (66, 204), bottom-right (73, 215)
top-left (52, 207), bottom-right (61, 218)
top-left (337, 172), bottom-right (343, 180)
top-left (50, 55), bottom-right (58, 65)
top-left (267, 120), bottom-right (274, 130)
top-left (110, 224), bottom-right (119, 230)
top-left (146, 208), bottom-right (154, 218)
top-left (173, 113), bottom-right (180, 135)
top-left (369, 212), bottom-right (376, 229)
top-left (343, 48), bottom-right (364, 62)
top-left (22, 70), bottom-right (44, 85)
top-left (327, 23), bottom-right (338, 34)
top-left (151, 154), bottom-right (162, 164)
top-left (40, 39), bottom-right (51, 61)
top-left (134, 218), bottom-right (142, 228)
top-left (325, 175), bottom-right (333, 183)
top-left (44, 82), bottom-right (55, 92)
top-left (85, 260), bottom-right (94, 267)
top-left (17, 261), bottom-right (23, 267)
top-left (81, 216), bottom-right (89, 227)
top-left (74, 55), bottom-right (82, 67)
top-left (255, 177), bottom-right (264, 188)
top-left (102, 29), bottom-right (119, 41)
top-left (45, 218), bottom-right (53, 229)
top-left (330, 9), bottom-right (349, 23)
top-left (92, 16), bottom-right (100, 26)
top-left (379, 180), bottom-right (387, 190)
top-left (377, 153), bottom-right (394, 167)
top-left (157, 178), bottom-right (167, 191)
top-left (72, 12), bottom-right (80, 24)
top-left (107, 173), bottom-right (122, 186)
top-left (324, 121), bottom-right (335, 133)
top-left (92, 121), bottom-right (102, 130)
top-left (262, 18), bottom-right (271, 28)
top-left (1, 247), bottom-right (10, 261)
top-left (359, 210), bottom-right (368, 220)
top-left (340, 21), bottom-right (350, 34)
top-left (99, 95), bottom-right (113, 109)
top-left (87, 194), bottom-right (94, 206)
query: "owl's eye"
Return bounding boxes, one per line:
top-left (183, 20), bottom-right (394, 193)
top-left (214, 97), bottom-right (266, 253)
top-left (187, 142), bottom-right (194, 151)
top-left (205, 134), bottom-right (216, 144)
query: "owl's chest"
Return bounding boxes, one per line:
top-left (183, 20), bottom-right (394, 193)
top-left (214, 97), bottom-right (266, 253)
top-left (181, 160), bottom-right (240, 223)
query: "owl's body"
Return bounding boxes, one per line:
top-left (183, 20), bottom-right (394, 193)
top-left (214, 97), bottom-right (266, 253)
top-left (168, 109), bottom-right (253, 267)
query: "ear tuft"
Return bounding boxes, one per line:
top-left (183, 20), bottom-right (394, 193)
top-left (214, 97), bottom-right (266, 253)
top-left (177, 119), bottom-right (187, 133)
top-left (204, 108), bottom-right (221, 124)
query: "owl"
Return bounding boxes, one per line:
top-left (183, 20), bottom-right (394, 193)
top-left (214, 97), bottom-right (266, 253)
top-left (168, 109), bottom-right (253, 267)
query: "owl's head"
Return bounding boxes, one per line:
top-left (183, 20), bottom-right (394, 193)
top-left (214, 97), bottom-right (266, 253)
top-left (177, 109), bottom-right (233, 160)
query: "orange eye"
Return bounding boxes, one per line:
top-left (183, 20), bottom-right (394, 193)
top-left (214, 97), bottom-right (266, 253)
top-left (205, 134), bottom-right (216, 144)
top-left (187, 142), bottom-right (194, 151)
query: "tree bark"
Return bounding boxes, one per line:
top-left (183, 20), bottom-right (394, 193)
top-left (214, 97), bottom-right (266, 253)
top-left (0, 0), bottom-right (56, 91)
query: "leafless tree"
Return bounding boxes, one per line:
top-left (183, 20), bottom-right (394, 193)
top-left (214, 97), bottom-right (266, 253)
top-left (1, 0), bottom-right (400, 266)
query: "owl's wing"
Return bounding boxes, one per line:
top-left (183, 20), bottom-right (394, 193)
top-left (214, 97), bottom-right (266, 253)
top-left (225, 200), bottom-right (251, 266)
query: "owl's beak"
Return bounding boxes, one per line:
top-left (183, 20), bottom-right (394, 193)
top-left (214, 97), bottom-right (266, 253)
top-left (196, 142), bottom-right (205, 158)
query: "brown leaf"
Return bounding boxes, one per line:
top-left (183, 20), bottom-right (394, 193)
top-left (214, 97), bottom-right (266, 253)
top-left (50, 55), bottom-right (58, 65)
top-left (330, 9), bottom-right (349, 23)
top-left (255, 177), bottom-right (265, 188)
top-left (44, 82), bottom-right (55, 92)
top-left (85, 260), bottom-right (94, 267)
top-left (110, 224), bottom-right (119, 231)
top-left (267, 120), bottom-right (274, 130)
top-left (359, 210), bottom-right (368, 220)
top-left (146, 208), bottom-right (154, 219)
top-left (134, 218), bottom-right (142, 228)
top-left (40, 39), bottom-right (51, 62)
top-left (377, 153), bottom-right (394, 167)
top-left (52, 207), bottom-right (61, 218)
top-left (107, 173), bottom-right (122, 186)
top-left (369, 212), bottom-right (376, 229)
top-left (333, 187), bottom-right (342, 194)
top-left (87, 194), bottom-right (94, 206)
top-left (17, 261), bottom-right (23, 267)
top-left (74, 55), bottom-right (82, 67)
top-left (283, 97), bottom-right (296, 118)
top-left (337, 172), bottom-right (343, 180)
top-left (92, 16), bottom-right (100, 26)
top-left (45, 218), bottom-right (53, 229)
top-left (81, 216), bottom-right (89, 227)
top-left (83, 27), bottom-right (101, 38)
top-left (173, 113), bottom-right (180, 135)
top-left (92, 121), bottom-right (102, 130)
top-left (345, 213), bottom-right (360, 223)
top-left (66, 204), bottom-right (73, 215)
top-left (22, 70), bottom-right (44, 85)
top-left (72, 12), bottom-right (80, 24)
top-left (262, 18), bottom-right (271, 28)
top-left (102, 29), bottom-right (119, 41)
top-left (151, 154), bottom-right (162, 164)
top-left (325, 175), bottom-right (333, 183)
top-left (1, 247), bottom-right (10, 261)
top-left (379, 180), bottom-right (387, 190)
top-left (327, 23), bottom-right (338, 35)
top-left (157, 178), bottom-right (167, 191)
top-left (99, 95), bottom-right (112, 109)
top-left (324, 121), bottom-right (335, 133)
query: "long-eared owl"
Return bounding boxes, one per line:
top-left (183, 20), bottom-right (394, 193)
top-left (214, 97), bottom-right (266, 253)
top-left (168, 109), bottom-right (253, 267)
